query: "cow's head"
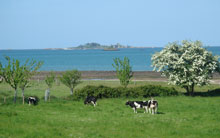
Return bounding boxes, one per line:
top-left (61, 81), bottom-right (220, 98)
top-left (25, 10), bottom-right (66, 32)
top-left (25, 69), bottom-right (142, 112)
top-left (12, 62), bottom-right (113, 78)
top-left (125, 100), bottom-right (131, 106)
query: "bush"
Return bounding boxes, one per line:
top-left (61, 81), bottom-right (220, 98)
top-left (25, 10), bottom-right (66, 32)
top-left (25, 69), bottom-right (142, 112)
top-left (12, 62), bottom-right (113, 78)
top-left (73, 85), bottom-right (178, 100)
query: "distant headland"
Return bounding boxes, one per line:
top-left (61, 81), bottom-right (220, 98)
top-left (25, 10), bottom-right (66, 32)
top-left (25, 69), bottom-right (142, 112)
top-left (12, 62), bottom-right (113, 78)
top-left (44, 42), bottom-right (154, 50)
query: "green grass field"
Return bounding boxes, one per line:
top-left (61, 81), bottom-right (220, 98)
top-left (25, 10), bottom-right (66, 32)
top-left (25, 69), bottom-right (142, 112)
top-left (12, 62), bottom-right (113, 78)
top-left (1, 80), bottom-right (220, 138)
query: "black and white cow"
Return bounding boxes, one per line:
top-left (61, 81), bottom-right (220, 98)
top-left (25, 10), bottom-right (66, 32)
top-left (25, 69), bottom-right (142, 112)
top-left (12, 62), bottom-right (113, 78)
top-left (148, 99), bottom-right (158, 114)
top-left (125, 101), bottom-right (149, 113)
top-left (84, 96), bottom-right (97, 107)
top-left (27, 96), bottom-right (39, 106)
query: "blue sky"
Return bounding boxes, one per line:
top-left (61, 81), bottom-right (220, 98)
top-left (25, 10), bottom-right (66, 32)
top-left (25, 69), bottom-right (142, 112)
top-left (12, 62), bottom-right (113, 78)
top-left (0, 0), bottom-right (220, 49)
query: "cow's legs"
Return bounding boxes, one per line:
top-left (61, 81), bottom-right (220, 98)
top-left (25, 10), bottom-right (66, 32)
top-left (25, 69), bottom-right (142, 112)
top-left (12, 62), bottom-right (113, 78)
top-left (133, 108), bottom-right (137, 113)
top-left (91, 101), bottom-right (96, 107)
top-left (144, 107), bottom-right (148, 113)
top-left (155, 107), bottom-right (158, 114)
top-left (152, 108), bottom-right (155, 114)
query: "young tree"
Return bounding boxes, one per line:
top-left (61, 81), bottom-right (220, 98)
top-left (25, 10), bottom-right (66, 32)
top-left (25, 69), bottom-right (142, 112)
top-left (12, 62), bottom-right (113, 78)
top-left (45, 71), bottom-right (55, 101)
top-left (0, 64), bottom-right (7, 103)
top-left (112, 57), bottom-right (133, 88)
top-left (59, 70), bottom-right (81, 95)
top-left (1, 56), bottom-right (24, 103)
top-left (0, 63), bottom-right (3, 83)
top-left (19, 59), bottom-right (43, 104)
top-left (1, 57), bottom-right (43, 103)
top-left (152, 40), bottom-right (220, 96)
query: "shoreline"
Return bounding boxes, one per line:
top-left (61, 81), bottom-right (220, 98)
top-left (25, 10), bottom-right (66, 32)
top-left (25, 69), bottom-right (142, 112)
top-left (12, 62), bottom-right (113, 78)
top-left (32, 71), bottom-right (165, 80)
top-left (32, 71), bottom-right (220, 83)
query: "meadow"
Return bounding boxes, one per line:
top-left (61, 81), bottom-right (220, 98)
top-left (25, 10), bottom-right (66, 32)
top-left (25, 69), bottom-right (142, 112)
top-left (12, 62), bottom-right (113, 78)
top-left (1, 80), bottom-right (220, 138)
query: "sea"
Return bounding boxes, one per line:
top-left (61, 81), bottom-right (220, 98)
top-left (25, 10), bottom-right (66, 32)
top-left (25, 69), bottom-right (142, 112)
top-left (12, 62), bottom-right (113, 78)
top-left (0, 47), bottom-right (220, 71)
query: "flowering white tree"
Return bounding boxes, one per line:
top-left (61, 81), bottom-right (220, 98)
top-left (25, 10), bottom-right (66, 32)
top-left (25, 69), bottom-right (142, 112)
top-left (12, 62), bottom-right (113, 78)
top-left (152, 40), bottom-right (220, 96)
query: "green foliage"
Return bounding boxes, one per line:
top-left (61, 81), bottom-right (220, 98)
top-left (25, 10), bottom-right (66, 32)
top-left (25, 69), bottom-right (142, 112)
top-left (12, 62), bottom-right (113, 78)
top-left (112, 57), bottom-right (133, 88)
top-left (152, 40), bottom-right (220, 95)
top-left (0, 63), bottom-right (3, 83)
top-left (73, 85), bottom-right (178, 100)
top-left (0, 56), bottom-right (43, 103)
top-left (45, 71), bottom-right (55, 88)
top-left (1, 57), bottom-right (24, 103)
top-left (1, 56), bottom-right (23, 90)
top-left (59, 70), bottom-right (81, 95)
top-left (19, 59), bottom-right (43, 90)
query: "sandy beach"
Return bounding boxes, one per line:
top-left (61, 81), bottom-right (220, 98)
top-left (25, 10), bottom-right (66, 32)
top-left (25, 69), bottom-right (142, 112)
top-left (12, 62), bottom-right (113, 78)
top-left (32, 71), bottom-right (220, 84)
top-left (32, 71), bottom-right (163, 80)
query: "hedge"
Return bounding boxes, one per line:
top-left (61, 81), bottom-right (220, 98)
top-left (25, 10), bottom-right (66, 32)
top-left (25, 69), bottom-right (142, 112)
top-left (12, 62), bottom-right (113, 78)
top-left (72, 85), bottom-right (179, 100)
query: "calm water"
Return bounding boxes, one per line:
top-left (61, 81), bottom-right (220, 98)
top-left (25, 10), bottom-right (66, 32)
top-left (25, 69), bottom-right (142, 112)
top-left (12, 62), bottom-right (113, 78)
top-left (0, 47), bottom-right (220, 71)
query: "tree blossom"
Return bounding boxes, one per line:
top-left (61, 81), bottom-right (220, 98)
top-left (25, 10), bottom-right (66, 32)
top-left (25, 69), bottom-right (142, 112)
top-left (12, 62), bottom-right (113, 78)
top-left (152, 40), bottom-right (220, 95)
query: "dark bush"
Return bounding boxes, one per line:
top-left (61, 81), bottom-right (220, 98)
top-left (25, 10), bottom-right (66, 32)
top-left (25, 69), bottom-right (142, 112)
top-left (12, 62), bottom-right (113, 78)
top-left (73, 85), bottom-right (178, 100)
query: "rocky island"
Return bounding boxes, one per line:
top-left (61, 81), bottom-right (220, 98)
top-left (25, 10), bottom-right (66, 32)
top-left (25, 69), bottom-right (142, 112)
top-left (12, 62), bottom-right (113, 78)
top-left (45, 43), bottom-right (134, 50)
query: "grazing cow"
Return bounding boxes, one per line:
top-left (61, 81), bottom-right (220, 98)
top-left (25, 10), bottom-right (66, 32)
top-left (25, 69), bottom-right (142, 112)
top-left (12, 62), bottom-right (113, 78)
top-left (27, 96), bottom-right (39, 106)
top-left (84, 96), bottom-right (97, 107)
top-left (148, 98), bottom-right (158, 114)
top-left (125, 101), bottom-right (149, 113)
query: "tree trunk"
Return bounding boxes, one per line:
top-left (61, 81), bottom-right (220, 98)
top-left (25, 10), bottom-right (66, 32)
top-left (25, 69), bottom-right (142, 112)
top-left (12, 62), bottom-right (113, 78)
top-left (14, 89), bottom-right (17, 104)
top-left (183, 86), bottom-right (190, 95)
top-left (45, 88), bottom-right (50, 102)
top-left (4, 97), bottom-right (6, 103)
top-left (45, 89), bottom-right (47, 101)
top-left (22, 89), bottom-right (25, 105)
top-left (190, 83), bottom-right (195, 96)
top-left (56, 79), bottom-right (60, 86)
top-left (70, 88), bottom-right (73, 95)
top-left (49, 88), bottom-right (51, 102)
top-left (184, 84), bottom-right (195, 96)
